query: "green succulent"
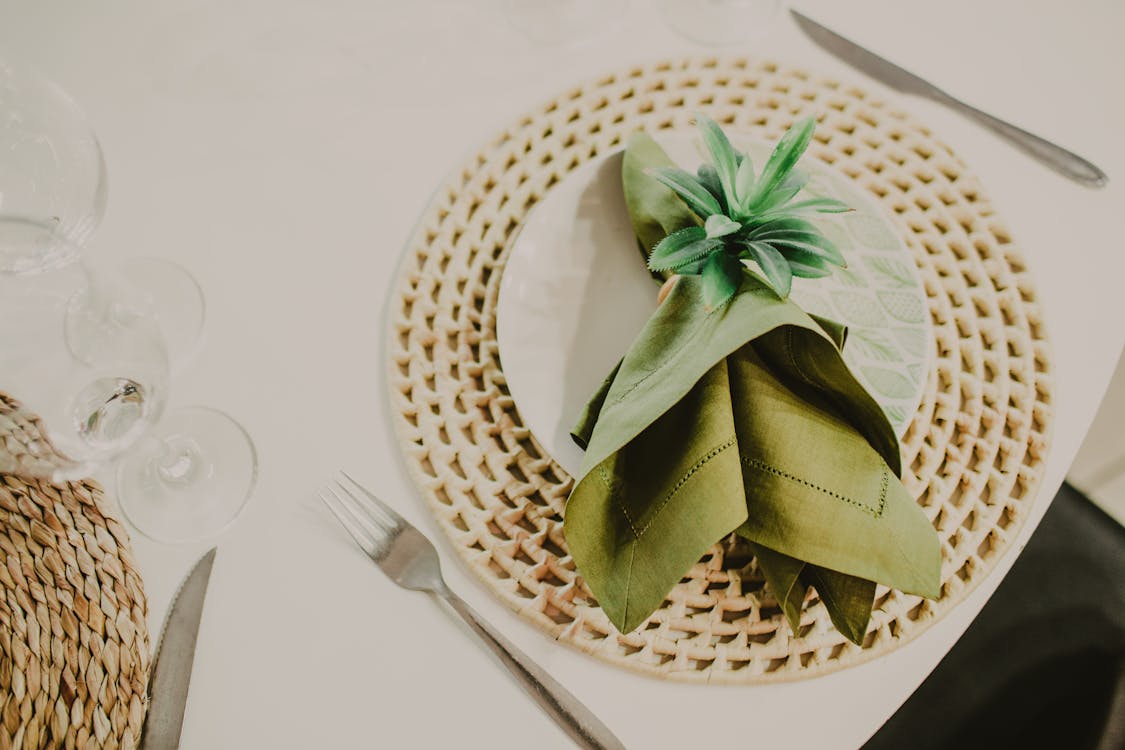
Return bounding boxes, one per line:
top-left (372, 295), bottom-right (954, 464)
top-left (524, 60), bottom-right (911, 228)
top-left (646, 115), bottom-right (851, 308)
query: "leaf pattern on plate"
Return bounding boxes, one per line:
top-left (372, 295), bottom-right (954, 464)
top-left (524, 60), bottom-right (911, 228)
top-left (862, 366), bottom-right (917, 399)
top-left (880, 404), bottom-right (908, 429)
top-left (792, 290), bottom-right (833, 320)
top-left (866, 257), bottom-right (916, 288)
top-left (831, 266), bottom-right (868, 289)
top-left (892, 326), bottom-right (928, 358)
top-left (844, 213), bottom-right (899, 250)
top-left (820, 221), bottom-right (851, 253)
top-left (803, 174), bottom-right (844, 203)
top-left (849, 329), bottom-right (901, 362)
top-left (830, 290), bottom-right (887, 327)
top-left (878, 290), bottom-right (927, 324)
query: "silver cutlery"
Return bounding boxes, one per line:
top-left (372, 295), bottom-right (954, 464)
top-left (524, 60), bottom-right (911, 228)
top-left (319, 472), bottom-right (626, 750)
top-left (141, 548), bottom-right (217, 750)
top-left (790, 9), bottom-right (1109, 188)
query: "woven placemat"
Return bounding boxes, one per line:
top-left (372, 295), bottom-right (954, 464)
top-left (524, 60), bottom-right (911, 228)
top-left (0, 395), bottom-right (150, 747)
top-left (387, 57), bottom-right (1053, 682)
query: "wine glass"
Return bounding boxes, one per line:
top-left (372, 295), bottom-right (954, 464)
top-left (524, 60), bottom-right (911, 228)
top-left (0, 252), bottom-right (257, 543)
top-left (115, 403), bottom-right (258, 544)
top-left (0, 257), bottom-right (169, 479)
top-left (95, 258), bottom-right (256, 543)
top-left (0, 59), bottom-right (107, 274)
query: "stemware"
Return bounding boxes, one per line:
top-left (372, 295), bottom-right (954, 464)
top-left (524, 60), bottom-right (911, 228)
top-left (0, 257), bottom-right (169, 478)
top-left (116, 403), bottom-right (258, 544)
top-left (0, 252), bottom-right (257, 542)
top-left (0, 60), bottom-right (107, 274)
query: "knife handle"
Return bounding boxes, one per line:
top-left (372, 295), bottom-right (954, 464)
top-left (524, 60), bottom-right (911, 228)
top-left (933, 91), bottom-right (1108, 187)
top-left (438, 587), bottom-right (626, 750)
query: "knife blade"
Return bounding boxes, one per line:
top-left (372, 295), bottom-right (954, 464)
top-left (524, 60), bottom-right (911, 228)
top-left (790, 8), bottom-right (1109, 187)
top-left (791, 9), bottom-right (940, 97)
top-left (141, 548), bottom-right (217, 750)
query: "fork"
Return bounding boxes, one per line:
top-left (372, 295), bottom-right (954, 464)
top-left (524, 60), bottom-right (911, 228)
top-left (319, 471), bottom-right (627, 750)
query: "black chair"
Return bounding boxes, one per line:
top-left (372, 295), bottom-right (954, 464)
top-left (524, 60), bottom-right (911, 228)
top-left (863, 483), bottom-right (1125, 750)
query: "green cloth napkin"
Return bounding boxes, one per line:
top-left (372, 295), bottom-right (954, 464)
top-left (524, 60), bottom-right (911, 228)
top-left (564, 134), bottom-right (940, 644)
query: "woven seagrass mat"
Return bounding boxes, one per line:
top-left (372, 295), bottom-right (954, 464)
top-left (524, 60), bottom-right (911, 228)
top-left (387, 57), bottom-right (1053, 682)
top-left (1, 394), bottom-right (150, 748)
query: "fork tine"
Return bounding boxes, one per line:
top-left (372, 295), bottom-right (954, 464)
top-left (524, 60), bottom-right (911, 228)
top-left (327, 483), bottom-right (393, 549)
top-left (339, 470), bottom-right (405, 527)
top-left (318, 490), bottom-right (381, 557)
top-left (333, 479), bottom-right (397, 533)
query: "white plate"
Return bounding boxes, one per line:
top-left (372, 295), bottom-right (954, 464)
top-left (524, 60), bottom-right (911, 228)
top-left (496, 132), bottom-right (932, 478)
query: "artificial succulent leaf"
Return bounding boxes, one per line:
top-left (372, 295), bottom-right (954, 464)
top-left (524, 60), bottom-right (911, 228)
top-left (650, 225), bottom-right (705, 257)
top-left (748, 228), bottom-right (826, 244)
top-left (789, 260), bottom-right (834, 279)
top-left (696, 114), bottom-right (740, 209)
top-left (778, 245), bottom-right (835, 274)
top-left (743, 241), bottom-right (793, 298)
top-left (704, 214), bottom-right (741, 239)
top-left (701, 251), bottom-right (742, 309)
top-left (742, 117), bottom-right (816, 212)
top-left (733, 156), bottom-right (756, 213)
top-left (652, 235), bottom-right (720, 273)
top-left (622, 132), bottom-right (701, 272)
top-left (674, 256), bottom-right (710, 275)
top-left (770, 236), bottom-right (846, 267)
top-left (647, 167), bottom-right (723, 219)
top-left (745, 215), bottom-right (820, 237)
top-left (749, 169), bottom-right (810, 214)
top-left (765, 197), bottom-right (852, 217)
top-left (696, 164), bottom-right (727, 212)
top-left (751, 231), bottom-right (837, 259)
top-left (648, 227), bottom-right (706, 270)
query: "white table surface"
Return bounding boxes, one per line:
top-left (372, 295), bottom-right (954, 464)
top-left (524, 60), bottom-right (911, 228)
top-left (2, 1), bottom-right (1123, 747)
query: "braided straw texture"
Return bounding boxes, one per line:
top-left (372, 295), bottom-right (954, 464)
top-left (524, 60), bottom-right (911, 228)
top-left (387, 57), bottom-right (1053, 683)
top-left (0, 393), bottom-right (81, 480)
top-left (0, 396), bottom-right (149, 748)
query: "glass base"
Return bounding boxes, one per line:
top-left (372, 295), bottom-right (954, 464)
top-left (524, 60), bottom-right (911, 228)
top-left (117, 406), bottom-right (257, 543)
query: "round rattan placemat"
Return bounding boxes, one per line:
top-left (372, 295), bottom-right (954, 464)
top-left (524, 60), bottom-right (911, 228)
top-left (387, 57), bottom-right (1053, 683)
top-left (1, 395), bottom-right (150, 748)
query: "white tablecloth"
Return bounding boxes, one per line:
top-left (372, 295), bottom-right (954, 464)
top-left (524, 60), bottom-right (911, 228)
top-left (2, 1), bottom-right (1122, 747)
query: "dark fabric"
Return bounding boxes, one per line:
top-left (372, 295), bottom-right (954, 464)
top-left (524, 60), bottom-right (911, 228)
top-left (863, 484), bottom-right (1125, 750)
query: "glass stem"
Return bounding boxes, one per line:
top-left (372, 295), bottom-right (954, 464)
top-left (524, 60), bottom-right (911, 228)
top-left (154, 434), bottom-right (211, 486)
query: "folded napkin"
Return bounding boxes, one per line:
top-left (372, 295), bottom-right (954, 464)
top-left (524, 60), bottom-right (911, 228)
top-left (564, 131), bottom-right (940, 643)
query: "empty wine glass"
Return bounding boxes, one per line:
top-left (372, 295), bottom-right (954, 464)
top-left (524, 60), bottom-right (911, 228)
top-left (116, 403), bottom-right (258, 544)
top-left (0, 251), bottom-right (257, 543)
top-left (0, 59), bottom-right (107, 274)
top-left (0, 256), bottom-right (169, 479)
top-left (106, 258), bottom-right (256, 542)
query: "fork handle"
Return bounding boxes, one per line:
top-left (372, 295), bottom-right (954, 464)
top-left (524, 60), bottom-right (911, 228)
top-left (438, 588), bottom-right (626, 750)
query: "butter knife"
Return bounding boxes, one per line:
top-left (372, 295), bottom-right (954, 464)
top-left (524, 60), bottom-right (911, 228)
top-left (791, 9), bottom-right (1108, 188)
top-left (141, 548), bottom-right (217, 750)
